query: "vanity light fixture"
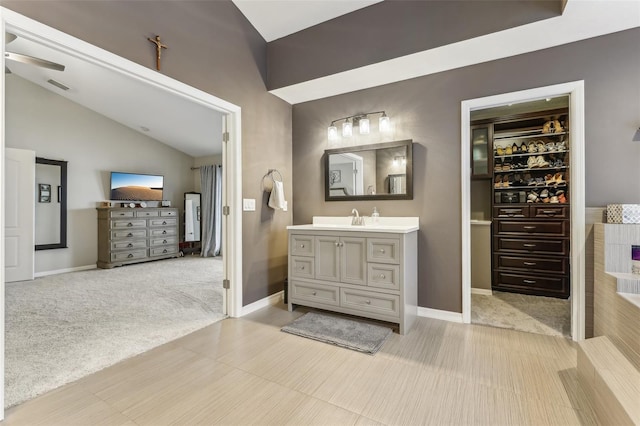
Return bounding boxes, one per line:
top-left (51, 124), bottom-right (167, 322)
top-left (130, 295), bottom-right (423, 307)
top-left (327, 110), bottom-right (391, 141)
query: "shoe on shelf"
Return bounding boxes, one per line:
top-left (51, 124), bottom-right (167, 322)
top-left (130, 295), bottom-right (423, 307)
top-left (511, 143), bottom-right (519, 154)
top-left (550, 196), bottom-right (559, 203)
top-left (528, 142), bottom-right (537, 153)
top-left (544, 174), bottom-right (555, 186)
top-left (540, 189), bottom-right (550, 203)
top-left (556, 141), bottom-right (567, 151)
top-left (502, 174), bottom-right (512, 187)
top-left (554, 172), bottom-right (567, 187)
top-left (536, 155), bottom-right (549, 168)
top-left (536, 141), bottom-right (546, 153)
top-left (494, 175), bottom-right (503, 188)
top-left (505, 145), bottom-right (513, 155)
top-left (558, 191), bottom-right (567, 203)
top-left (527, 191), bottom-right (539, 203)
top-left (526, 156), bottom-right (537, 169)
top-left (535, 177), bottom-right (545, 186)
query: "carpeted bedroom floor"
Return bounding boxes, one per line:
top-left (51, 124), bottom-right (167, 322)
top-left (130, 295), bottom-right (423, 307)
top-left (5, 256), bottom-right (225, 408)
top-left (471, 291), bottom-right (571, 338)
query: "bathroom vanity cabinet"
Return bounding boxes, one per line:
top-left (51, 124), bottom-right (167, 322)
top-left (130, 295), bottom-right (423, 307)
top-left (287, 217), bottom-right (418, 334)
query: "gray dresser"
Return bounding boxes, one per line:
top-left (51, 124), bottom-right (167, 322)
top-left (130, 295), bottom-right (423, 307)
top-left (97, 207), bottom-right (179, 268)
top-left (287, 225), bottom-right (418, 334)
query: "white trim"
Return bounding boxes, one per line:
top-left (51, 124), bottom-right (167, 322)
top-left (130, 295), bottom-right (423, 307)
top-left (240, 291), bottom-right (284, 316)
top-left (34, 265), bottom-right (96, 278)
top-left (460, 80), bottom-right (586, 342)
top-left (0, 7), bottom-right (244, 417)
top-left (471, 288), bottom-right (493, 296)
top-left (417, 307), bottom-right (463, 323)
top-left (269, 1), bottom-right (640, 104)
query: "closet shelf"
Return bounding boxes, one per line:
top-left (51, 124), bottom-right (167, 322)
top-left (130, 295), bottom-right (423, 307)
top-left (494, 149), bottom-right (568, 159)
top-left (494, 166), bottom-right (568, 173)
top-left (494, 131), bottom-right (569, 142)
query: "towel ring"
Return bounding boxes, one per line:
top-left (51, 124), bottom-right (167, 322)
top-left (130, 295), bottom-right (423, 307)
top-left (261, 169), bottom-right (283, 192)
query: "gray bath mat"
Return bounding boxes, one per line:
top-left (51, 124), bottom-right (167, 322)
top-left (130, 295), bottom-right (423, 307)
top-left (281, 311), bottom-right (392, 354)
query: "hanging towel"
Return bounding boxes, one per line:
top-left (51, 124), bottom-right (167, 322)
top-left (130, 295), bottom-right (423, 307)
top-left (268, 180), bottom-right (286, 210)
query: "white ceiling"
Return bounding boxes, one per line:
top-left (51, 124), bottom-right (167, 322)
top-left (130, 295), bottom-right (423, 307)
top-left (232, 0), bottom-right (383, 42)
top-left (5, 34), bottom-right (224, 158)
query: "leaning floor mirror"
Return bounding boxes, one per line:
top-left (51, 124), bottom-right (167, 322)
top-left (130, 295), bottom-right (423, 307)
top-left (35, 157), bottom-right (68, 250)
top-left (184, 192), bottom-right (201, 242)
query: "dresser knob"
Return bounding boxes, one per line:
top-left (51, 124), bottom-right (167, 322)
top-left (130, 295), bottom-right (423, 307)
top-left (127, 223), bottom-right (133, 227)
top-left (312, 291), bottom-right (317, 296)
top-left (127, 253), bottom-right (134, 258)
top-left (380, 274), bottom-right (386, 279)
top-left (163, 239), bottom-right (168, 244)
top-left (127, 243), bottom-right (133, 248)
top-left (379, 249), bottom-right (385, 253)
top-left (300, 266), bottom-right (305, 270)
top-left (301, 244), bottom-right (305, 248)
top-left (162, 221), bottom-right (167, 225)
top-left (163, 249), bottom-right (168, 253)
top-left (127, 233), bottom-right (133, 237)
top-left (365, 300), bottom-right (371, 304)
top-left (162, 230), bottom-right (167, 234)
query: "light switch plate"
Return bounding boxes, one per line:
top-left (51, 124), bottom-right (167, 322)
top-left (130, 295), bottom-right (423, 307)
top-left (243, 198), bottom-right (256, 211)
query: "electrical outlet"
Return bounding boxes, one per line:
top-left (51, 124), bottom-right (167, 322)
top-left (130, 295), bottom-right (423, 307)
top-left (243, 198), bottom-right (256, 211)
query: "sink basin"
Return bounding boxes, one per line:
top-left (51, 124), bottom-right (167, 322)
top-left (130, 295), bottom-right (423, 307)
top-left (286, 216), bottom-right (419, 233)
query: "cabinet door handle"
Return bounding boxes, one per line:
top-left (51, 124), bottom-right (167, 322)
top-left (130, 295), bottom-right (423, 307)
top-left (523, 262), bottom-right (537, 266)
top-left (523, 226), bottom-right (537, 230)
top-left (127, 243), bottom-right (133, 248)
top-left (127, 253), bottom-right (134, 258)
top-left (523, 243), bottom-right (537, 248)
top-left (523, 279), bottom-right (537, 284)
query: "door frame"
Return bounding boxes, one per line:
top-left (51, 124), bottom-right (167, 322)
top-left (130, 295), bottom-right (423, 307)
top-left (460, 81), bottom-right (586, 341)
top-left (0, 7), bottom-right (244, 415)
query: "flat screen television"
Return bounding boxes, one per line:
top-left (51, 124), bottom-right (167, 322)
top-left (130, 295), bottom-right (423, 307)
top-left (110, 172), bottom-right (164, 201)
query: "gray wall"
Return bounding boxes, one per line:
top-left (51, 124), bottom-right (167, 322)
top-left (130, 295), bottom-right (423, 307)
top-left (6, 75), bottom-right (194, 274)
top-left (292, 28), bottom-right (640, 313)
top-left (267, 0), bottom-right (561, 90)
top-left (3, 1), bottom-right (293, 305)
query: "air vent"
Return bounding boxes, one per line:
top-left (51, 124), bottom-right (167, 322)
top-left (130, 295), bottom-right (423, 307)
top-left (47, 79), bottom-right (70, 91)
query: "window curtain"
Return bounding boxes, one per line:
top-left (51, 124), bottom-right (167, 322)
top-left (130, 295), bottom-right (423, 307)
top-left (200, 164), bottom-right (222, 257)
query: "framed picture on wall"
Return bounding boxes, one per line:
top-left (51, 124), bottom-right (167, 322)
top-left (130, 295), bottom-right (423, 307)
top-left (329, 170), bottom-right (341, 185)
top-left (39, 183), bottom-right (51, 203)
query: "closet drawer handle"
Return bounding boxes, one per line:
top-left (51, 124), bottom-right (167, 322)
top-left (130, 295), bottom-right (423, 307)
top-left (523, 262), bottom-right (537, 266)
top-left (523, 244), bottom-right (537, 248)
top-left (523, 226), bottom-right (537, 230)
top-left (541, 210), bottom-right (557, 215)
top-left (523, 279), bottom-right (537, 284)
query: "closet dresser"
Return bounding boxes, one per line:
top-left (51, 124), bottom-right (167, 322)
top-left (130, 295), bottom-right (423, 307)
top-left (97, 207), bottom-right (179, 268)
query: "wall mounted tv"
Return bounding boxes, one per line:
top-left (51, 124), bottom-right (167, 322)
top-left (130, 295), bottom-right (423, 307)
top-left (110, 172), bottom-right (164, 201)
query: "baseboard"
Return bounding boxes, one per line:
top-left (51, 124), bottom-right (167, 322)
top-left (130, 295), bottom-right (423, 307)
top-left (471, 288), bottom-right (493, 296)
top-left (34, 264), bottom-right (96, 278)
top-left (417, 307), bottom-right (464, 323)
top-left (241, 291), bottom-right (284, 316)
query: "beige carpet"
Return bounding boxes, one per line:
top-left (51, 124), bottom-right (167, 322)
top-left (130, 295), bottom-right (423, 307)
top-left (5, 256), bottom-right (225, 408)
top-left (471, 291), bottom-right (571, 338)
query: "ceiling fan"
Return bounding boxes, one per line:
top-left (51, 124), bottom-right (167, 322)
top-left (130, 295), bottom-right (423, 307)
top-left (5, 32), bottom-right (65, 74)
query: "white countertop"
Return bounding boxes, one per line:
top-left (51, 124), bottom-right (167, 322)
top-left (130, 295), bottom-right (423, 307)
top-left (287, 216), bottom-right (419, 234)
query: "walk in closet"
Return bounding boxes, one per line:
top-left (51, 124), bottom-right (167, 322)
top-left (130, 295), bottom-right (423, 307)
top-left (471, 99), bottom-right (571, 299)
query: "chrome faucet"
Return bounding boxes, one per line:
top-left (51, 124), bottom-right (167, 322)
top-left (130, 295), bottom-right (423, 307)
top-left (351, 208), bottom-right (365, 226)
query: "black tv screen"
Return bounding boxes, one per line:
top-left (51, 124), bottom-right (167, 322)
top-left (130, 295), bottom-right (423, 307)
top-left (110, 172), bottom-right (164, 201)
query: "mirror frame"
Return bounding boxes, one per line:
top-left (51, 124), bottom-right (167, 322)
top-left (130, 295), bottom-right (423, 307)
top-left (324, 139), bottom-right (413, 201)
top-left (35, 157), bottom-right (68, 250)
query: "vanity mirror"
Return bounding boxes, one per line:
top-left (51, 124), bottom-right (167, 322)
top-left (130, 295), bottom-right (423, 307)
top-left (325, 139), bottom-right (413, 201)
top-left (35, 157), bottom-right (67, 250)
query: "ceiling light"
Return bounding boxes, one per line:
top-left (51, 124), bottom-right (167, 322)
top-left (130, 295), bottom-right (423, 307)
top-left (327, 110), bottom-right (390, 141)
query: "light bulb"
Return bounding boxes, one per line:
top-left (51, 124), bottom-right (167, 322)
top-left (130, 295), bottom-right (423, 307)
top-left (328, 125), bottom-right (338, 141)
top-left (342, 120), bottom-right (353, 137)
top-left (379, 113), bottom-right (391, 133)
top-left (359, 117), bottom-right (370, 134)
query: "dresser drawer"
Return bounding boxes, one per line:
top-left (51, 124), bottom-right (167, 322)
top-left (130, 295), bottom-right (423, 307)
top-left (150, 246), bottom-right (178, 257)
top-left (341, 288), bottom-right (399, 318)
top-left (135, 210), bottom-right (159, 217)
top-left (149, 228), bottom-right (177, 237)
top-left (493, 206), bottom-right (528, 218)
top-left (160, 210), bottom-right (178, 217)
top-left (111, 249), bottom-right (147, 262)
top-left (150, 236), bottom-right (177, 247)
top-left (493, 237), bottom-right (569, 256)
top-left (111, 219), bottom-right (146, 229)
top-left (367, 263), bottom-right (400, 290)
top-left (110, 210), bottom-right (134, 218)
top-left (290, 235), bottom-right (314, 257)
top-left (530, 205), bottom-right (570, 219)
top-left (112, 229), bottom-right (147, 239)
top-left (149, 218), bottom-right (177, 227)
top-left (494, 254), bottom-right (568, 274)
top-left (367, 238), bottom-right (400, 264)
top-left (493, 271), bottom-right (569, 297)
top-left (290, 281), bottom-right (339, 306)
top-left (111, 240), bottom-right (147, 250)
top-left (495, 220), bottom-right (568, 237)
top-left (290, 256), bottom-right (314, 279)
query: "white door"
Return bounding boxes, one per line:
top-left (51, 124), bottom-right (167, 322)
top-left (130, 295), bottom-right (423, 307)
top-left (5, 148), bottom-right (35, 282)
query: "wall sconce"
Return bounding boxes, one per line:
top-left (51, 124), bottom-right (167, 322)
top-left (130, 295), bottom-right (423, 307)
top-left (393, 156), bottom-right (406, 166)
top-left (327, 111), bottom-right (391, 141)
